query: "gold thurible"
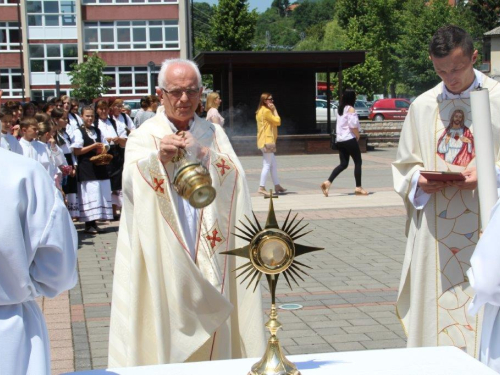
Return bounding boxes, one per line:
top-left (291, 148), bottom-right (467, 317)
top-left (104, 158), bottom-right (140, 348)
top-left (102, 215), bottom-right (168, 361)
top-left (172, 146), bottom-right (216, 209)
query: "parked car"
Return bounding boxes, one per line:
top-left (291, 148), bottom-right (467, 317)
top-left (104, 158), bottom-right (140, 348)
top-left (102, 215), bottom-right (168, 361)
top-left (368, 98), bottom-right (411, 121)
top-left (354, 100), bottom-right (369, 119)
top-left (123, 99), bottom-right (141, 119)
top-left (316, 99), bottom-right (337, 123)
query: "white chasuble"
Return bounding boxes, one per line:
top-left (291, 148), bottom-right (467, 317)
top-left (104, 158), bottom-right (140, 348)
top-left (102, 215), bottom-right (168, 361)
top-left (392, 74), bottom-right (500, 357)
top-left (108, 113), bottom-right (266, 367)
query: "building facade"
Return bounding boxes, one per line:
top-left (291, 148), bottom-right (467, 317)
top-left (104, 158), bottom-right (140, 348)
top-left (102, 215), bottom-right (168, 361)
top-left (0, 0), bottom-right (192, 103)
top-left (484, 26), bottom-right (500, 82)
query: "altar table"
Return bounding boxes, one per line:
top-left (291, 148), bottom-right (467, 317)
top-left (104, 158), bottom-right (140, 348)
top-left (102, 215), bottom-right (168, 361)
top-left (64, 346), bottom-right (496, 374)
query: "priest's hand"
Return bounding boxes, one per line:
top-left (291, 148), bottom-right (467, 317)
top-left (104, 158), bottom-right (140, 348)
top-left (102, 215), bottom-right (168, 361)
top-left (159, 133), bottom-right (186, 164)
top-left (417, 175), bottom-right (447, 194)
top-left (453, 167), bottom-right (477, 190)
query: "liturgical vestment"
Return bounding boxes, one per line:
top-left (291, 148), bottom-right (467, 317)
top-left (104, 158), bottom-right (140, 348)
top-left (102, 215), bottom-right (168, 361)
top-left (108, 113), bottom-right (266, 367)
top-left (468, 197), bottom-right (500, 372)
top-left (0, 149), bottom-right (78, 375)
top-left (392, 73), bottom-right (500, 357)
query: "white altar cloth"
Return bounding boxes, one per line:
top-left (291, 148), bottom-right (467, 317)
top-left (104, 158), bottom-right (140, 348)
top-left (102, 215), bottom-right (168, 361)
top-left (64, 346), bottom-right (496, 374)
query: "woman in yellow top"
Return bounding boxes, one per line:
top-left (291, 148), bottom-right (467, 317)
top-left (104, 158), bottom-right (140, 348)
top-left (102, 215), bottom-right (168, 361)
top-left (256, 92), bottom-right (287, 196)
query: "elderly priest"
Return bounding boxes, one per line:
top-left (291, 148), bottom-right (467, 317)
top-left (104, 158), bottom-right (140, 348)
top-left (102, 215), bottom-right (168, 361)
top-left (108, 58), bottom-right (266, 367)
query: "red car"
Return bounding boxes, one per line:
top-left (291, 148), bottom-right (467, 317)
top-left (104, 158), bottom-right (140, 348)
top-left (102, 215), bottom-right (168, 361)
top-left (368, 98), bottom-right (411, 121)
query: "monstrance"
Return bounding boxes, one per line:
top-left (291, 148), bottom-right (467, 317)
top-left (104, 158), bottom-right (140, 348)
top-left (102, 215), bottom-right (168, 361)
top-left (221, 191), bottom-right (323, 375)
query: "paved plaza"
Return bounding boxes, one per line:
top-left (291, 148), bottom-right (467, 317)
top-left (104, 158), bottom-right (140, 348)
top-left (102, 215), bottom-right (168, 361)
top-left (41, 147), bottom-right (410, 374)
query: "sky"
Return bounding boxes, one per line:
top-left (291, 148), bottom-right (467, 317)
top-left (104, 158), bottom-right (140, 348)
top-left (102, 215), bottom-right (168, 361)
top-left (194, 0), bottom-right (274, 13)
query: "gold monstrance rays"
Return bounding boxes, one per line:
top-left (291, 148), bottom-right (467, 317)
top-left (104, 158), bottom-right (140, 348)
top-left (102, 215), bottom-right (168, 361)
top-left (222, 192), bottom-right (323, 293)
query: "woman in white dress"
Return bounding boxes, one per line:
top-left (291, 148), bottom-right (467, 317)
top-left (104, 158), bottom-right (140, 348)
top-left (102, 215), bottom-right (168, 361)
top-left (72, 105), bottom-right (113, 234)
top-left (94, 99), bottom-right (127, 220)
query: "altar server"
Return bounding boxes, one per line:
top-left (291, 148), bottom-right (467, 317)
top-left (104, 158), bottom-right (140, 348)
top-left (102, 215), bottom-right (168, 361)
top-left (468, 198), bottom-right (500, 372)
top-left (0, 148), bottom-right (77, 375)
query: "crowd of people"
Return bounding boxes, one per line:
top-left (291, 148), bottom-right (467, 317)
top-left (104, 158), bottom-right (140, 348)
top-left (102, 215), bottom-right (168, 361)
top-left (0, 93), bottom-right (163, 233)
top-left (2, 24), bottom-right (500, 375)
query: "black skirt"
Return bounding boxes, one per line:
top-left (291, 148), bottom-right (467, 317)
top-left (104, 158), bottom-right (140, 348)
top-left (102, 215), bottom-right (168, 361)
top-left (62, 153), bottom-right (78, 195)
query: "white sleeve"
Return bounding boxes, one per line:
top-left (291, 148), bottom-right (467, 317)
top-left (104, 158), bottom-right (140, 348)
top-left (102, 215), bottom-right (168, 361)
top-left (408, 170), bottom-right (431, 209)
top-left (30, 183), bottom-right (78, 297)
top-left (126, 114), bottom-right (136, 131)
top-left (70, 129), bottom-right (84, 149)
top-left (117, 122), bottom-right (128, 139)
top-left (468, 198), bottom-right (500, 315)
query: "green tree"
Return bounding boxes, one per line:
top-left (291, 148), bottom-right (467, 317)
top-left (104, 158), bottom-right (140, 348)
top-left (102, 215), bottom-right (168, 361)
top-left (335, 0), bottom-right (404, 97)
top-left (292, 0), bottom-right (335, 33)
top-left (207, 0), bottom-right (258, 51)
top-left (397, 0), bottom-right (477, 94)
top-left (467, 0), bottom-right (500, 33)
top-left (339, 54), bottom-right (383, 100)
top-left (253, 7), bottom-right (300, 50)
top-left (193, 2), bottom-right (215, 55)
top-left (271, 0), bottom-right (290, 17)
top-left (68, 54), bottom-right (111, 102)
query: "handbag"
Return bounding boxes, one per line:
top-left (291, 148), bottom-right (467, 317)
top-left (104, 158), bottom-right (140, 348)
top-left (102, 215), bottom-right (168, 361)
top-left (262, 143), bottom-right (277, 153)
top-left (330, 130), bottom-right (337, 150)
top-left (260, 109), bottom-right (277, 153)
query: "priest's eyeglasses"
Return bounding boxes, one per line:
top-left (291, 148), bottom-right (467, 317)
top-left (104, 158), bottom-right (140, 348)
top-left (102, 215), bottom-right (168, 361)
top-left (162, 88), bottom-right (200, 99)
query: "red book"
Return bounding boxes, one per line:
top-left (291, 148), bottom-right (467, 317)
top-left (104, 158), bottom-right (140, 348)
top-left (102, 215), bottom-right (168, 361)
top-left (420, 171), bottom-right (466, 182)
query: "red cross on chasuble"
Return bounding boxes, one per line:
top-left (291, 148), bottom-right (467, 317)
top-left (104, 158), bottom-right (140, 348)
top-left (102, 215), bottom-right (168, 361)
top-left (153, 178), bottom-right (164, 194)
top-left (216, 159), bottom-right (231, 176)
top-left (206, 229), bottom-right (222, 249)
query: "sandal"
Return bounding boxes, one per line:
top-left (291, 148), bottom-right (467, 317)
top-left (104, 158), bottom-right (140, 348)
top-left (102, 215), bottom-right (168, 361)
top-left (275, 185), bottom-right (287, 194)
top-left (257, 187), bottom-right (270, 197)
top-left (320, 182), bottom-right (330, 197)
top-left (355, 187), bottom-right (369, 196)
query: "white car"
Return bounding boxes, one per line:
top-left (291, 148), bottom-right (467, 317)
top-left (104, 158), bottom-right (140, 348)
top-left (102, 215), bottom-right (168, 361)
top-left (316, 99), bottom-right (337, 123)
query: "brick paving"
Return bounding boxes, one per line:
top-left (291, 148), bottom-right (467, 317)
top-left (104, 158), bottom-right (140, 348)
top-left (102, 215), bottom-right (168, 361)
top-left (46, 148), bottom-right (409, 374)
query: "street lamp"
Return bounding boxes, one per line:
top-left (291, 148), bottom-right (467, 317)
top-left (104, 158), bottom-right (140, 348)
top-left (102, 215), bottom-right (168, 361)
top-left (55, 70), bottom-right (61, 98)
top-left (147, 61), bottom-right (156, 95)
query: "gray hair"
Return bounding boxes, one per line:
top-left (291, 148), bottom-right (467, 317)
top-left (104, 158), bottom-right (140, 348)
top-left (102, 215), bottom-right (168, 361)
top-left (157, 58), bottom-right (203, 90)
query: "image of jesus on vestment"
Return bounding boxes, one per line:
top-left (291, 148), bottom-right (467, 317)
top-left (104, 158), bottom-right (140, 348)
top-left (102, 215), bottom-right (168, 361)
top-left (437, 107), bottom-right (475, 167)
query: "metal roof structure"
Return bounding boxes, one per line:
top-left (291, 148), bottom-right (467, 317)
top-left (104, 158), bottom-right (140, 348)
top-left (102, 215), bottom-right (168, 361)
top-left (193, 51), bottom-right (366, 133)
top-left (194, 51), bottom-right (366, 73)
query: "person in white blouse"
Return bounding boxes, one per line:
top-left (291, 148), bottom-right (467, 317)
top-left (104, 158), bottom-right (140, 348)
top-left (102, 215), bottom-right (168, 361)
top-left (0, 148), bottom-right (77, 375)
top-left (94, 99), bottom-right (127, 219)
top-left (205, 92), bottom-right (225, 127)
top-left (0, 106), bottom-right (23, 154)
top-left (37, 120), bottom-right (67, 189)
top-left (18, 117), bottom-right (59, 175)
top-left (67, 99), bottom-right (84, 133)
top-left (110, 98), bottom-right (136, 133)
top-left (320, 88), bottom-right (368, 197)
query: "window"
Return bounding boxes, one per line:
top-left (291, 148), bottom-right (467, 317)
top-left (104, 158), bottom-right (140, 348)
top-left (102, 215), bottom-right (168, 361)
top-left (31, 89), bottom-right (70, 102)
top-left (103, 66), bottom-right (150, 96)
top-left (82, 0), bottom-right (176, 3)
top-left (29, 44), bottom-right (78, 73)
top-left (26, 0), bottom-right (76, 27)
top-left (0, 69), bottom-right (22, 98)
top-left (396, 100), bottom-right (410, 109)
top-left (84, 20), bottom-right (179, 51)
top-left (0, 22), bottom-right (21, 51)
top-left (0, 0), bottom-right (20, 4)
